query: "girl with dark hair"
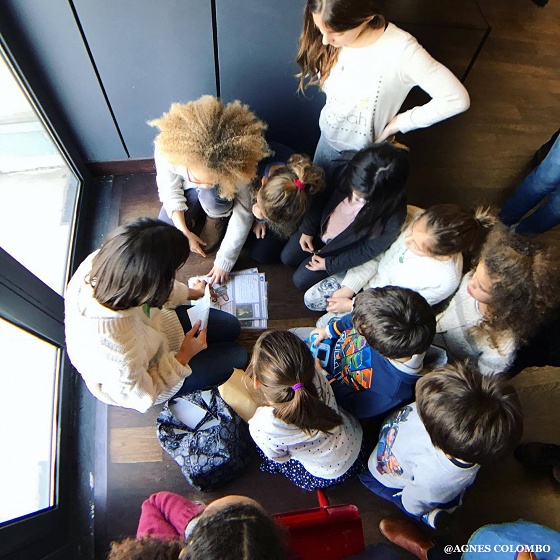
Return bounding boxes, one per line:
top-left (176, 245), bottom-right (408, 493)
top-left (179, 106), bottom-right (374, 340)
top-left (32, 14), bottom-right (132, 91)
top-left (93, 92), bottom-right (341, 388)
top-left (247, 330), bottom-right (365, 491)
top-left (281, 143), bottom-right (408, 291)
top-left (297, 0), bottom-right (470, 175)
top-left (251, 152), bottom-right (326, 263)
top-left (305, 205), bottom-right (495, 315)
top-left (434, 225), bottom-right (560, 376)
top-left (64, 218), bottom-right (247, 413)
top-left (108, 492), bottom-right (287, 560)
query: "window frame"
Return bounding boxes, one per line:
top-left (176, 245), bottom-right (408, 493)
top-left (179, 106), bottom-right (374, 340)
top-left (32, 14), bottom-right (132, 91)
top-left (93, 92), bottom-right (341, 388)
top-left (0, 26), bottom-right (93, 560)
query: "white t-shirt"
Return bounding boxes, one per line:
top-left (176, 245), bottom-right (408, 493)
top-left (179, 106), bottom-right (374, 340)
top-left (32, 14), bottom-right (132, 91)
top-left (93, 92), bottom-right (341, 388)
top-left (319, 23), bottom-right (470, 151)
top-left (248, 369), bottom-right (362, 479)
top-left (368, 403), bottom-right (480, 516)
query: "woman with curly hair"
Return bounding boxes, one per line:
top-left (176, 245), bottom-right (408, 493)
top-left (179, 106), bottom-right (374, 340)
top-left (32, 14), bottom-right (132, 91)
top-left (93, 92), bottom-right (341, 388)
top-left (150, 96), bottom-right (271, 285)
top-left (251, 153), bottom-right (326, 263)
top-left (107, 492), bottom-right (287, 560)
top-left (434, 225), bottom-right (560, 375)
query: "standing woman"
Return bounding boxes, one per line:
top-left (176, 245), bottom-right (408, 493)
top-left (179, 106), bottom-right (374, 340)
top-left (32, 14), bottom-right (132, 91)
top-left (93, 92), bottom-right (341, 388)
top-left (296, 0), bottom-right (470, 174)
top-left (150, 96), bottom-right (271, 285)
top-left (65, 218), bottom-right (247, 413)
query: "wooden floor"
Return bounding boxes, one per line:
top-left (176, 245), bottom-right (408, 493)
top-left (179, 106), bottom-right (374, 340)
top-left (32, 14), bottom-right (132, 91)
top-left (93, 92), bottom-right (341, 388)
top-left (96, 0), bottom-right (560, 557)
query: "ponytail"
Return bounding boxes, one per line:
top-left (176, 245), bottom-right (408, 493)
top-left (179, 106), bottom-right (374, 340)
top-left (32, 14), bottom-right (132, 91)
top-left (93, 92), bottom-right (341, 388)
top-left (421, 204), bottom-right (497, 258)
top-left (249, 330), bottom-right (342, 434)
top-left (259, 154), bottom-right (325, 237)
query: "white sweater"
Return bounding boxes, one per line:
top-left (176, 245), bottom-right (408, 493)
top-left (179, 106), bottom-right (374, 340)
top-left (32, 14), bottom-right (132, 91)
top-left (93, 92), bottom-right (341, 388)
top-left (434, 273), bottom-right (517, 375)
top-left (368, 403), bottom-right (480, 516)
top-left (342, 228), bottom-right (462, 305)
top-left (154, 147), bottom-right (253, 272)
top-left (319, 23), bottom-right (470, 151)
top-left (64, 252), bottom-right (193, 413)
top-left (248, 369), bottom-right (362, 479)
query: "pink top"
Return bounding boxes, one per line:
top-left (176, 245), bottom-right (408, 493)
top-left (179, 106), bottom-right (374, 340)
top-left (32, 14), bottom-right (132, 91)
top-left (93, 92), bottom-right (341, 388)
top-left (321, 197), bottom-right (365, 243)
top-left (136, 491), bottom-right (206, 540)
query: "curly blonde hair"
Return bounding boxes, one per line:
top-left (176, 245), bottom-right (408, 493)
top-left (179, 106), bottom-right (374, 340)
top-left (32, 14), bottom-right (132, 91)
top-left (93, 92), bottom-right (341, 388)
top-left (472, 224), bottom-right (560, 349)
top-left (149, 96), bottom-right (271, 200)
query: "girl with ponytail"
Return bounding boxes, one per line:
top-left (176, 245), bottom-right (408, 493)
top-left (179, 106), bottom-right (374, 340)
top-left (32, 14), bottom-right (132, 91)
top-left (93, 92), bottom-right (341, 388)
top-left (247, 330), bottom-right (365, 490)
top-left (251, 153), bottom-right (326, 263)
top-left (305, 204), bottom-right (496, 315)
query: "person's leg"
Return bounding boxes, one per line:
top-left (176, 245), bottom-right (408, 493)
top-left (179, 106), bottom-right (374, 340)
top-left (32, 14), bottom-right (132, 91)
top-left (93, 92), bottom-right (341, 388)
top-left (176, 306), bottom-right (241, 344)
top-left (158, 190), bottom-right (205, 231)
top-left (514, 188), bottom-right (560, 234)
top-left (174, 341), bottom-right (248, 394)
top-left (500, 135), bottom-right (560, 229)
top-left (358, 469), bottom-right (411, 516)
top-left (280, 230), bottom-right (312, 267)
top-left (250, 229), bottom-right (287, 264)
top-left (313, 133), bottom-right (344, 183)
top-left (292, 260), bottom-right (330, 292)
top-left (304, 274), bottom-right (344, 311)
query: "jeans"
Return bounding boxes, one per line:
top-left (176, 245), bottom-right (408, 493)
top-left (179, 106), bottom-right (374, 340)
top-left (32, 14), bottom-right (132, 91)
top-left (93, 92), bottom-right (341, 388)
top-left (173, 306), bottom-right (248, 394)
top-left (158, 188), bottom-right (205, 231)
top-left (313, 133), bottom-right (347, 183)
top-left (500, 134), bottom-right (560, 234)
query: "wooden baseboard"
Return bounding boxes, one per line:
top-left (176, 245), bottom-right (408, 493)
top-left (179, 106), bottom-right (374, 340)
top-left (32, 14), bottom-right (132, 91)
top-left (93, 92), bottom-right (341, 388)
top-left (87, 158), bottom-right (155, 176)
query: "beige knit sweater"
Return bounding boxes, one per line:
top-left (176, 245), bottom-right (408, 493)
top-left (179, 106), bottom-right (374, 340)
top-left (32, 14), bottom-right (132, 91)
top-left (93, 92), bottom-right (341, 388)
top-left (64, 252), bottom-right (192, 412)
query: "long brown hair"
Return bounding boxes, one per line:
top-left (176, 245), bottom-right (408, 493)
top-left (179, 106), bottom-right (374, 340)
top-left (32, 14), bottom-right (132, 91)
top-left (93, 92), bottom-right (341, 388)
top-left (258, 154), bottom-right (325, 237)
top-left (296, 0), bottom-right (385, 92)
top-left (247, 330), bottom-right (342, 434)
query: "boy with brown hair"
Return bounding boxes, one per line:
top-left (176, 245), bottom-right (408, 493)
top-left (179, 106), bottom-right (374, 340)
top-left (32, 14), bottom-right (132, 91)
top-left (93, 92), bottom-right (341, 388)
top-left (359, 362), bottom-right (523, 529)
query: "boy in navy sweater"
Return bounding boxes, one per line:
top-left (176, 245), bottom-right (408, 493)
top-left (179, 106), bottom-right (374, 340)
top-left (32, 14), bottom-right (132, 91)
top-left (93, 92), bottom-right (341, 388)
top-left (310, 286), bottom-right (438, 419)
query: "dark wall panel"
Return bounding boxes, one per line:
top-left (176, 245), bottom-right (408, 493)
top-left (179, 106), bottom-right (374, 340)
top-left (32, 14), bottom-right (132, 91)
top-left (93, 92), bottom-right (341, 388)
top-left (73, 0), bottom-right (217, 159)
top-left (2, 0), bottom-right (126, 162)
top-left (216, 0), bottom-right (324, 157)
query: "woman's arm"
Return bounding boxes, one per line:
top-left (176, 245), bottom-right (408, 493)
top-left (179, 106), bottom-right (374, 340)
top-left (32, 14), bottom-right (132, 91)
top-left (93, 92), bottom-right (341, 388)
top-left (210, 184), bottom-right (254, 282)
top-left (154, 146), bottom-right (189, 219)
top-left (382, 40), bottom-right (470, 140)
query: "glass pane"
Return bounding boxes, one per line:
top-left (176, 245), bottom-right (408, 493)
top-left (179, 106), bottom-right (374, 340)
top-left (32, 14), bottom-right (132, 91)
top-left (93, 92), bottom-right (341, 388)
top-left (0, 52), bottom-right (80, 295)
top-left (0, 318), bottom-right (59, 524)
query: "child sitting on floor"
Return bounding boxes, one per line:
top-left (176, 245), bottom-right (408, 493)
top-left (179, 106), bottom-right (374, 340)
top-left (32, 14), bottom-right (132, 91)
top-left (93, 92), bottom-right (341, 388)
top-left (359, 362), bottom-right (522, 530)
top-left (108, 491), bottom-right (287, 560)
top-left (304, 204), bottom-right (494, 315)
top-left (435, 224), bottom-right (560, 375)
top-left (308, 286), bottom-right (438, 419)
top-left (247, 330), bottom-right (366, 491)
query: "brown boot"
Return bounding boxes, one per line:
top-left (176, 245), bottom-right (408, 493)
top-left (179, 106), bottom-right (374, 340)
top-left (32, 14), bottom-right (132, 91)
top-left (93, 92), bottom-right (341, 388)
top-left (379, 518), bottom-right (435, 560)
top-left (199, 217), bottom-right (228, 253)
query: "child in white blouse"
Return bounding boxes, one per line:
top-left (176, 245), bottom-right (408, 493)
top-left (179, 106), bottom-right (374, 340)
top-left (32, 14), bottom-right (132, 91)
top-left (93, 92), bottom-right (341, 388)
top-left (305, 205), bottom-right (494, 316)
top-left (247, 330), bottom-right (365, 491)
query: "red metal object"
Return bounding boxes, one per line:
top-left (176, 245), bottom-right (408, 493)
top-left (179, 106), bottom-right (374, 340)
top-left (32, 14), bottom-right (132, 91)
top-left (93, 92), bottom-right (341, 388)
top-left (274, 490), bottom-right (364, 560)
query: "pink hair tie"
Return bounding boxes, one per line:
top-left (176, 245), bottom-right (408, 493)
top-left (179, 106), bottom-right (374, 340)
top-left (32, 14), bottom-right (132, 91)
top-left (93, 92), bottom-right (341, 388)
top-left (294, 179), bottom-right (306, 189)
top-left (292, 383), bottom-right (304, 391)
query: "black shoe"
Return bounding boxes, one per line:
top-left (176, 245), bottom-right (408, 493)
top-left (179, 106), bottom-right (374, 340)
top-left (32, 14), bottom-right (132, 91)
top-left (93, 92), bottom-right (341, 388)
top-left (200, 217), bottom-right (228, 253)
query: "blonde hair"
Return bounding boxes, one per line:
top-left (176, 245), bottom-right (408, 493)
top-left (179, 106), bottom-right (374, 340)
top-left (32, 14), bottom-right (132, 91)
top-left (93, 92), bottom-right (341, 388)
top-left (149, 96), bottom-right (271, 200)
top-left (259, 154), bottom-right (325, 237)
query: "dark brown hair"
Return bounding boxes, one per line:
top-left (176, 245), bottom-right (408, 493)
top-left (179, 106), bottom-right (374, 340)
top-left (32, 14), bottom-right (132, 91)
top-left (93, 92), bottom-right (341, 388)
top-left (247, 330), bottom-right (342, 434)
top-left (473, 224), bottom-right (560, 346)
top-left (416, 362), bottom-right (523, 465)
top-left (296, 0), bottom-right (386, 92)
top-left (108, 536), bottom-right (183, 560)
top-left (420, 204), bottom-right (496, 257)
top-left (352, 287), bottom-right (435, 359)
top-left (258, 154), bottom-right (326, 237)
top-left (182, 503), bottom-right (287, 560)
top-left (88, 218), bottom-right (189, 310)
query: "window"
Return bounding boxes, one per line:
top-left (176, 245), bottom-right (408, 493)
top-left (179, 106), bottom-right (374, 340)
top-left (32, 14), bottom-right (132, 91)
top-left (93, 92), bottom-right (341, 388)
top-left (0, 41), bottom-right (84, 559)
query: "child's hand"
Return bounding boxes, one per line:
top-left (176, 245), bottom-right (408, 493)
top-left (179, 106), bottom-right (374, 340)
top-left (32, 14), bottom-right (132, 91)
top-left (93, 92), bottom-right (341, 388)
top-left (309, 327), bottom-right (328, 346)
top-left (175, 321), bottom-right (208, 365)
top-left (306, 254), bottom-right (326, 271)
top-left (207, 266), bottom-right (230, 286)
top-left (299, 233), bottom-right (315, 253)
top-left (188, 279), bottom-right (207, 300)
top-left (252, 221), bottom-right (267, 239)
top-left (326, 296), bottom-right (352, 313)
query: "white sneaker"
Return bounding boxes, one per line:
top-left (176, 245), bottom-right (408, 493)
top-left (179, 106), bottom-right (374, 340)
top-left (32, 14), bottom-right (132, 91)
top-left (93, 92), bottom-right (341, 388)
top-left (316, 312), bottom-right (344, 328)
